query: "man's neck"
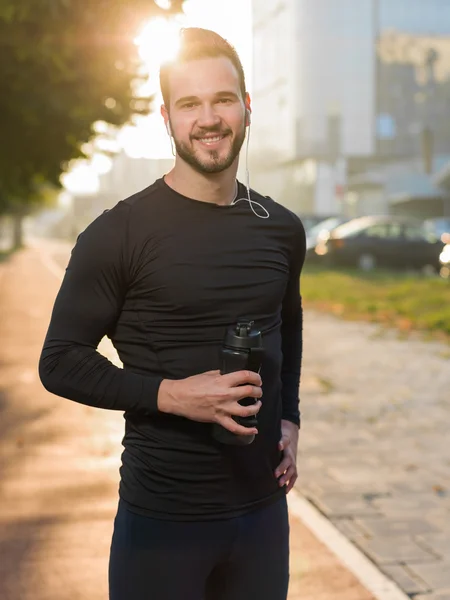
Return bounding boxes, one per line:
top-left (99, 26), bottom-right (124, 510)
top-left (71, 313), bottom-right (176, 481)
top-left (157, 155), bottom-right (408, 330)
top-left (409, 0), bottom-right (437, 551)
top-left (164, 159), bottom-right (239, 206)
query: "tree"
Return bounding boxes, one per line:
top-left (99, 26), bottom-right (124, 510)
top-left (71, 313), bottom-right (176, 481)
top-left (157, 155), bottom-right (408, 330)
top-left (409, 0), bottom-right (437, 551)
top-left (0, 0), bottom-right (183, 244)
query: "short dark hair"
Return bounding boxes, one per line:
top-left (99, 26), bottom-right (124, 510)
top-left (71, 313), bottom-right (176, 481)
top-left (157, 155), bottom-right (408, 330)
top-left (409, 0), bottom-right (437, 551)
top-left (159, 27), bottom-right (247, 108)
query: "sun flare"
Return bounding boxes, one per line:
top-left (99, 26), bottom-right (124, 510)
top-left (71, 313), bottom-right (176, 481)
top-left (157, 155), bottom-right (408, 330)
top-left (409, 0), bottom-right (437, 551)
top-left (135, 17), bottom-right (182, 74)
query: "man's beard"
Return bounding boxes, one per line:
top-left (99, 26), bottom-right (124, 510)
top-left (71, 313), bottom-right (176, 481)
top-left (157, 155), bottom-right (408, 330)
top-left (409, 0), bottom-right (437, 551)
top-left (173, 124), bottom-right (246, 174)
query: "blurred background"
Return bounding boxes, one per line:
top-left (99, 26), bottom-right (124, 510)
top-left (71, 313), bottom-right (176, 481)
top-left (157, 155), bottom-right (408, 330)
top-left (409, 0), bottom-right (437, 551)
top-left (2, 0), bottom-right (449, 324)
top-left (1, 0), bottom-right (450, 335)
top-left (1, 3), bottom-right (450, 599)
top-left (2, 0), bottom-right (450, 282)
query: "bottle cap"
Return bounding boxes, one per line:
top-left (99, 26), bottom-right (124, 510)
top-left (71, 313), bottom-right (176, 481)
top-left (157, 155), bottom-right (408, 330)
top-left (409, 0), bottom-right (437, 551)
top-left (224, 320), bottom-right (263, 350)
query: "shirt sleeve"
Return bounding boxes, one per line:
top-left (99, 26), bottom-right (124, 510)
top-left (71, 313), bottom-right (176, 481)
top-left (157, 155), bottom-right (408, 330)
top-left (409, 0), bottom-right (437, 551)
top-left (280, 214), bottom-right (306, 427)
top-left (38, 201), bottom-right (163, 414)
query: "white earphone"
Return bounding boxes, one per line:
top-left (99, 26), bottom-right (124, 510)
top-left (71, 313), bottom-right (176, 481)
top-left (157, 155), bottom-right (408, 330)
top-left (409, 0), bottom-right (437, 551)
top-left (166, 121), bottom-right (172, 137)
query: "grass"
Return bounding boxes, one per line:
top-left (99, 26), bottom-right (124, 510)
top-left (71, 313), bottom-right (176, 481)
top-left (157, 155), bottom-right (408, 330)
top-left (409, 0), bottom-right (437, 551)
top-left (301, 265), bottom-right (450, 340)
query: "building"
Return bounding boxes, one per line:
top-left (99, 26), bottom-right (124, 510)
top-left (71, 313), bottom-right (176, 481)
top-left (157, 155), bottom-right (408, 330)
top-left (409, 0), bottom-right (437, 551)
top-left (433, 158), bottom-right (450, 216)
top-left (251, 0), bottom-right (450, 217)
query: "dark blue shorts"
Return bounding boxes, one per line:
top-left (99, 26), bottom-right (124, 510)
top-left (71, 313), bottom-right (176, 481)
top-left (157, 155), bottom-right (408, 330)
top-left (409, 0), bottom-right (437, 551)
top-left (109, 496), bottom-right (290, 600)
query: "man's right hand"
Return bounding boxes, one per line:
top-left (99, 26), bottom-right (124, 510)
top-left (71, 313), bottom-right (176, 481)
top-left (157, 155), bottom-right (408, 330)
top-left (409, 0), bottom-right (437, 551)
top-left (157, 370), bottom-right (262, 436)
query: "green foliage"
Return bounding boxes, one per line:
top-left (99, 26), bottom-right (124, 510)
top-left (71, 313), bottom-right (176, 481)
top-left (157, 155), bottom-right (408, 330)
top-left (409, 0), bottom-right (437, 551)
top-left (0, 0), bottom-right (183, 213)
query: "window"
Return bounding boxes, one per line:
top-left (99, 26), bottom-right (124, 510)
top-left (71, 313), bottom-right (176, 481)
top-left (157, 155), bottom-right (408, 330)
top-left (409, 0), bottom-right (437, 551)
top-left (366, 224), bottom-right (389, 238)
top-left (365, 223), bottom-right (402, 239)
top-left (388, 223), bottom-right (403, 239)
top-left (403, 225), bottom-right (429, 242)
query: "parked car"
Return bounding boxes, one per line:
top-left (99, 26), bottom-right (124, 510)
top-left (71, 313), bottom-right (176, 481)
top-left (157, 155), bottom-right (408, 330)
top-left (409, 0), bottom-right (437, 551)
top-left (306, 216), bottom-right (350, 250)
top-left (308, 215), bottom-right (445, 272)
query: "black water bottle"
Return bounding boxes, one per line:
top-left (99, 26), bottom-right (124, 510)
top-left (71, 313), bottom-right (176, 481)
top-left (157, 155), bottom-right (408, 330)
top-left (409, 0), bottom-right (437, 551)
top-left (212, 320), bottom-right (265, 446)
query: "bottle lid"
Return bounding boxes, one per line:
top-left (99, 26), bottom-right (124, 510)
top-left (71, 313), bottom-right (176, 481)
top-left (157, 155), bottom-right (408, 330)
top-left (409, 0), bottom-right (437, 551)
top-left (224, 320), bottom-right (263, 350)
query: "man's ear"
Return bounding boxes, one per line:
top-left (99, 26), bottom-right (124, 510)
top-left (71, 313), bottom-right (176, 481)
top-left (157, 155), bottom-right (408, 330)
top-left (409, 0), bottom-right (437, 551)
top-left (161, 104), bottom-right (169, 127)
top-left (161, 105), bottom-right (171, 136)
top-left (245, 93), bottom-right (252, 126)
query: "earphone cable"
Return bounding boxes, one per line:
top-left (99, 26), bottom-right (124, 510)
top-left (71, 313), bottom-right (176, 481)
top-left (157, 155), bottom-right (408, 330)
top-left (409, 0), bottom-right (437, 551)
top-left (231, 123), bottom-right (270, 219)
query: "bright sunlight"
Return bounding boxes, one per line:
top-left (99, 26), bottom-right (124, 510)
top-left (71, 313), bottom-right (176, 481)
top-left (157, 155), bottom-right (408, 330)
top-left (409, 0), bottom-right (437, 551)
top-left (135, 17), bottom-right (182, 75)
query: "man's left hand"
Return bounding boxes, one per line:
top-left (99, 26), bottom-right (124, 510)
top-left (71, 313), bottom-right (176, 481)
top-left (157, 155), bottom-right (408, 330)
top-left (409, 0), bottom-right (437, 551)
top-left (275, 419), bottom-right (299, 493)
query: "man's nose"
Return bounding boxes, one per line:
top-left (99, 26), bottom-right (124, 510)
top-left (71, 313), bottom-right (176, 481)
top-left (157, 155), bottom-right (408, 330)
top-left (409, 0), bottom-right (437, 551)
top-left (197, 104), bottom-right (221, 128)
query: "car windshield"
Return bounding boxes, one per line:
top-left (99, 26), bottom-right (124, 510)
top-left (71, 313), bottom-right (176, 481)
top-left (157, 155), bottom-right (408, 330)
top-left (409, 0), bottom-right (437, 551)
top-left (307, 217), bottom-right (345, 238)
top-left (332, 217), bottom-right (373, 238)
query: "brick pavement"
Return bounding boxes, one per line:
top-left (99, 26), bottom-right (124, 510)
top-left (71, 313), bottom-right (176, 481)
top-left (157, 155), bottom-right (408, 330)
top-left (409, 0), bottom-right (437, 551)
top-left (297, 307), bottom-right (450, 597)
top-left (0, 243), bottom-right (375, 600)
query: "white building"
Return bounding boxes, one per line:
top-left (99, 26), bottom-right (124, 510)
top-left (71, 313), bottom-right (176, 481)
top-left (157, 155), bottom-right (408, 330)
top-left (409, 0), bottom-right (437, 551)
top-left (251, 0), bottom-right (450, 217)
top-left (251, 0), bottom-right (375, 214)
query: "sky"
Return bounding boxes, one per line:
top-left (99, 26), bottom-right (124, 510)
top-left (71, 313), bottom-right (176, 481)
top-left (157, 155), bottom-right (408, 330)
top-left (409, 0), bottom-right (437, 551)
top-left (62, 0), bottom-right (253, 195)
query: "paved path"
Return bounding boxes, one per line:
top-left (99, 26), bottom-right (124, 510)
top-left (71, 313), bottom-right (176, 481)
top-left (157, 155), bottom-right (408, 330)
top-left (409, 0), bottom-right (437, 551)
top-left (298, 309), bottom-right (450, 598)
top-left (0, 242), bottom-right (375, 600)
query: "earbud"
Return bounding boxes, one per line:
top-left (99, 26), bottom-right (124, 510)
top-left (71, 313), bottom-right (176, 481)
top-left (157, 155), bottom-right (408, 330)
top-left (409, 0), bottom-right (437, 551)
top-left (166, 121), bottom-right (172, 137)
top-left (246, 109), bottom-right (251, 126)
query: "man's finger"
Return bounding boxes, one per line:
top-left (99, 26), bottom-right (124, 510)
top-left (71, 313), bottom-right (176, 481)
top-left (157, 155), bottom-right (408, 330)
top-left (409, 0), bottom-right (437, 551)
top-left (218, 415), bottom-right (258, 437)
top-left (286, 472), bottom-right (298, 493)
top-left (274, 458), bottom-right (291, 478)
top-left (233, 384), bottom-right (262, 402)
top-left (222, 370), bottom-right (262, 388)
top-left (231, 400), bottom-right (262, 418)
top-left (279, 465), bottom-right (296, 488)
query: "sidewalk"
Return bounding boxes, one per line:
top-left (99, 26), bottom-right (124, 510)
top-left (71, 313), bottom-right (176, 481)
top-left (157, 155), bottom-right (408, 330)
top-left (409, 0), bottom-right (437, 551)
top-left (0, 243), bottom-right (375, 600)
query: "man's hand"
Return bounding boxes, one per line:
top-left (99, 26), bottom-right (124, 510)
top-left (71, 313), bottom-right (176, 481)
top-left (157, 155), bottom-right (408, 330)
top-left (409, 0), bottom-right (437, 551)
top-left (157, 370), bottom-right (262, 437)
top-left (275, 419), bottom-right (299, 493)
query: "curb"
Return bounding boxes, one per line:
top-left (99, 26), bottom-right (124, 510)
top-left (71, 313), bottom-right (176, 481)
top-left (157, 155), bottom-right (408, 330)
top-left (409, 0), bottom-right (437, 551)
top-left (287, 491), bottom-right (410, 600)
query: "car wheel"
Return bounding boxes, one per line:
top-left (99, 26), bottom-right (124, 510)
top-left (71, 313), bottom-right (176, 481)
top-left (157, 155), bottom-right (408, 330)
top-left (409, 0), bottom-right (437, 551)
top-left (358, 253), bottom-right (376, 271)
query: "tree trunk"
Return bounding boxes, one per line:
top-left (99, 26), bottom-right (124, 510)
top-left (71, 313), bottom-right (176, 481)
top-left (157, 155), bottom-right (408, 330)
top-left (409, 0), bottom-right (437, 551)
top-left (12, 213), bottom-right (23, 249)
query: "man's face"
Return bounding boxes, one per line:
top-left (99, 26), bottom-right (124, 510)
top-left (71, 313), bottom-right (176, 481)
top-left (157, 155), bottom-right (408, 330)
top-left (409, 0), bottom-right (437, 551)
top-left (163, 56), bottom-right (248, 174)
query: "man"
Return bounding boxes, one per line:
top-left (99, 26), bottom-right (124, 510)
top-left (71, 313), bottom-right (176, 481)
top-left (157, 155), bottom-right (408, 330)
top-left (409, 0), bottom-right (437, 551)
top-left (39, 27), bottom-right (306, 600)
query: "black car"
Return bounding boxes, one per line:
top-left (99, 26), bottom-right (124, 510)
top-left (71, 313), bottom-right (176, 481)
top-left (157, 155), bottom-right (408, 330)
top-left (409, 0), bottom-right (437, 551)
top-left (308, 216), bottom-right (445, 272)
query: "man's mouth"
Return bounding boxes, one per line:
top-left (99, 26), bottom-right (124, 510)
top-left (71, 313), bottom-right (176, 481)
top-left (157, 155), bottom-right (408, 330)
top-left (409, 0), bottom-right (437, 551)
top-left (199, 135), bottom-right (224, 144)
top-left (193, 132), bottom-right (230, 147)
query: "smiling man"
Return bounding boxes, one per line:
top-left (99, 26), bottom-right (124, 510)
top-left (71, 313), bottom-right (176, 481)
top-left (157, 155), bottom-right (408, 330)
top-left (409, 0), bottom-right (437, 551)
top-left (39, 27), bottom-right (306, 600)
top-left (162, 55), bottom-right (247, 175)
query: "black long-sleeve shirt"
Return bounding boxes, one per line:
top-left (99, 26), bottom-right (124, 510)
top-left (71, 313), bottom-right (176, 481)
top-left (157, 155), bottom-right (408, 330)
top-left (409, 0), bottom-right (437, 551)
top-left (39, 178), bottom-right (306, 520)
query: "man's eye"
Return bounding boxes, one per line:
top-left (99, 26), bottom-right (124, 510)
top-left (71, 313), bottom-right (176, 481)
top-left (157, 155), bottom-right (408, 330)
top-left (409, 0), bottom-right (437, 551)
top-left (218, 98), bottom-right (232, 104)
top-left (182, 103), bottom-right (196, 109)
